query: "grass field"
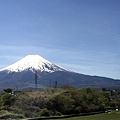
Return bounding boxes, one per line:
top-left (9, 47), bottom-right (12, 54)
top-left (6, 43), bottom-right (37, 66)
top-left (49, 111), bottom-right (120, 120)
top-left (26, 111), bottom-right (120, 120)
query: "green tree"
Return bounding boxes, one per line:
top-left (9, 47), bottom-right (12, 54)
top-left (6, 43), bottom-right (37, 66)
top-left (0, 93), bottom-right (15, 110)
top-left (98, 92), bottom-right (110, 109)
top-left (49, 93), bottom-right (74, 114)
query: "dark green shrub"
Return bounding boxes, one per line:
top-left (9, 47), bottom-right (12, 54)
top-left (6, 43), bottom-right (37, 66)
top-left (40, 108), bottom-right (51, 116)
top-left (0, 93), bottom-right (15, 107)
top-left (0, 110), bottom-right (24, 119)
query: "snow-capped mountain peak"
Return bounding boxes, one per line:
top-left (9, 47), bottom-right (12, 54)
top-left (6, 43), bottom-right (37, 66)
top-left (1, 55), bottom-right (66, 73)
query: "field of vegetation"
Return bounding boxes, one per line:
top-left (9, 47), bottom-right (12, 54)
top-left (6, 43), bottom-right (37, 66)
top-left (49, 111), bottom-right (120, 120)
top-left (0, 86), bottom-right (120, 119)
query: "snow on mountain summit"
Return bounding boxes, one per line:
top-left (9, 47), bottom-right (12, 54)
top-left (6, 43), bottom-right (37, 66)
top-left (1, 55), bottom-right (66, 73)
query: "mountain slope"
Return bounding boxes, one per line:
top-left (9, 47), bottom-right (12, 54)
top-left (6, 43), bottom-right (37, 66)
top-left (0, 55), bottom-right (120, 89)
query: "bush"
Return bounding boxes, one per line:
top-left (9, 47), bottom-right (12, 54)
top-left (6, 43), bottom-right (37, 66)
top-left (40, 108), bottom-right (51, 116)
top-left (0, 110), bottom-right (24, 119)
top-left (0, 110), bottom-right (9, 115)
top-left (0, 93), bottom-right (15, 109)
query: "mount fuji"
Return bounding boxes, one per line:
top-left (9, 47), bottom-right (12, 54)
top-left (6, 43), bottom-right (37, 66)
top-left (0, 54), bottom-right (120, 89)
top-left (1, 55), bottom-right (66, 73)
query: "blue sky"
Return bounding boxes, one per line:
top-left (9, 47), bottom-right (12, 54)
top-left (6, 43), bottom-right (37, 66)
top-left (0, 0), bottom-right (120, 79)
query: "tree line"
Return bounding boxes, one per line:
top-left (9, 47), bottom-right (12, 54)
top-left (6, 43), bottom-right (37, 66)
top-left (0, 86), bottom-right (120, 118)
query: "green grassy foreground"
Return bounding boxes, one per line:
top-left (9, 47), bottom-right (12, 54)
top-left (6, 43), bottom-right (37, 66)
top-left (27, 111), bottom-right (120, 120)
top-left (49, 111), bottom-right (120, 120)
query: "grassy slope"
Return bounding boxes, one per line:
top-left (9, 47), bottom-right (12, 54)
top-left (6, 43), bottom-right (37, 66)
top-left (49, 112), bottom-right (120, 120)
